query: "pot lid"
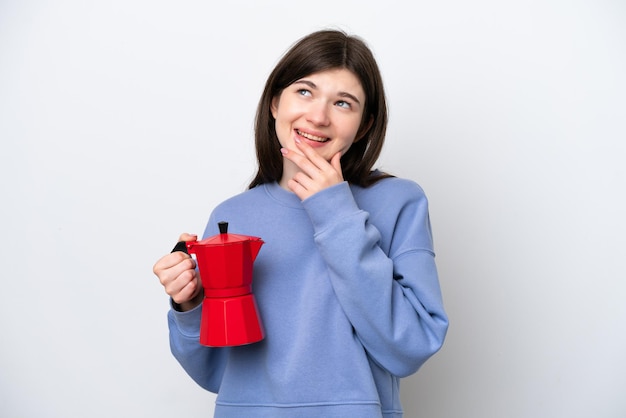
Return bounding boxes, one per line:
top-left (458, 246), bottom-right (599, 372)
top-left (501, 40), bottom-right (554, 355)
top-left (195, 222), bottom-right (262, 246)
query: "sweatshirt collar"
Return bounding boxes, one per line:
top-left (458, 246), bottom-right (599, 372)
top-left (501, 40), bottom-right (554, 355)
top-left (263, 182), bottom-right (304, 209)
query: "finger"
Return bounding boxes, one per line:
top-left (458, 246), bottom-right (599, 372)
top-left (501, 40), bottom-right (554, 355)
top-left (178, 232), bottom-right (198, 242)
top-left (287, 177), bottom-right (311, 201)
top-left (154, 259), bottom-right (197, 298)
top-left (330, 151), bottom-right (343, 176)
top-left (294, 138), bottom-right (331, 169)
top-left (281, 146), bottom-right (321, 176)
top-left (167, 269), bottom-right (199, 302)
top-left (290, 146), bottom-right (343, 187)
top-left (153, 250), bottom-right (193, 273)
top-left (172, 280), bottom-right (200, 305)
top-left (159, 257), bottom-right (197, 289)
top-left (290, 171), bottom-right (316, 193)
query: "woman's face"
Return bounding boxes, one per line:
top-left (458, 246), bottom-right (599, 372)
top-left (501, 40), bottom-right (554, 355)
top-left (271, 68), bottom-right (366, 163)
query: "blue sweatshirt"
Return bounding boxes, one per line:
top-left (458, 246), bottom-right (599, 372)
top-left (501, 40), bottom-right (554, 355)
top-left (168, 178), bottom-right (448, 418)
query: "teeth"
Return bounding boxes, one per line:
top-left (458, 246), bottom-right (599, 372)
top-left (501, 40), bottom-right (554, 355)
top-left (297, 130), bottom-right (328, 142)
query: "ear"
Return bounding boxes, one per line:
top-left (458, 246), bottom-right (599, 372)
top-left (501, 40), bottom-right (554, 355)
top-left (270, 96), bottom-right (279, 119)
top-left (354, 116), bottom-right (374, 143)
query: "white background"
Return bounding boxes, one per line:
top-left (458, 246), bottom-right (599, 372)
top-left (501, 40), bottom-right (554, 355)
top-left (1, 1), bottom-right (625, 417)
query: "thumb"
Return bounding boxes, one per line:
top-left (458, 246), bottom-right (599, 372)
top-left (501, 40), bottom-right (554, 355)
top-left (331, 152), bottom-right (343, 176)
top-left (177, 232), bottom-right (198, 242)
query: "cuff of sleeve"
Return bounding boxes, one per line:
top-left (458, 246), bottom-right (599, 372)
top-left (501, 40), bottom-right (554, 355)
top-left (302, 182), bottom-right (361, 233)
top-left (168, 300), bottom-right (202, 337)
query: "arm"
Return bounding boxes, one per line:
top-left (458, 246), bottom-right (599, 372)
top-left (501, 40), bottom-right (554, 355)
top-left (168, 304), bottom-right (230, 393)
top-left (281, 139), bottom-right (448, 376)
top-left (154, 234), bottom-right (228, 391)
top-left (303, 181), bottom-right (448, 377)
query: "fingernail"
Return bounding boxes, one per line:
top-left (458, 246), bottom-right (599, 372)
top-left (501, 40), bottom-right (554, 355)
top-left (294, 137), bottom-right (302, 144)
top-left (280, 148), bottom-right (288, 155)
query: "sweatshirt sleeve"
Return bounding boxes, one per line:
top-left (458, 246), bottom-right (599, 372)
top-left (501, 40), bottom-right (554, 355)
top-left (302, 180), bottom-right (448, 377)
top-left (168, 303), bottom-right (230, 393)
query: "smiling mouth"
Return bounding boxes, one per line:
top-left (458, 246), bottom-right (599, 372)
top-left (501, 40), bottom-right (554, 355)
top-left (297, 129), bottom-right (329, 143)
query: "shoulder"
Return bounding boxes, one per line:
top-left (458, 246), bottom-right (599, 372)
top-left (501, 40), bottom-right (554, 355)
top-left (204, 186), bottom-right (269, 236)
top-left (352, 176), bottom-right (434, 254)
top-left (354, 175), bottom-right (428, 206)
top-left (214, 184), bottom-right (266, 210)
top-left (209, 185), bottom-right (267, 222)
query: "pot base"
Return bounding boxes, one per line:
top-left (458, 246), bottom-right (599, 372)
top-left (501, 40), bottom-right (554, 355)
top-left (199, 294), bottom-right (265, 347)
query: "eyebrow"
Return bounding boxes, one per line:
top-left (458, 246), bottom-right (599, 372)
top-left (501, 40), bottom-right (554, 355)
top-left (294, 79), bottom-right (362, 105)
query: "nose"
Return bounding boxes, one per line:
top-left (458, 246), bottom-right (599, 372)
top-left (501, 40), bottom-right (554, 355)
top-left (306, 101), bottom-right (330, 126)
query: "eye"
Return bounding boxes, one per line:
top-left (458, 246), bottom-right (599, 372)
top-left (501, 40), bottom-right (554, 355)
top-left (336, 100), bottom-right (352, 109)
top-left (297, 89), bottom-right (312, 97)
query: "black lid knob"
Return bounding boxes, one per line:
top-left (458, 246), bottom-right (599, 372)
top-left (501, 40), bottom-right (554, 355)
top-left (218, 221), bottom-right (228, 234)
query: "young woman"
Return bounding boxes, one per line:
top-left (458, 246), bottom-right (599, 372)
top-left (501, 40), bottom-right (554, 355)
top-left (153, 29), bottom-right (448, 418)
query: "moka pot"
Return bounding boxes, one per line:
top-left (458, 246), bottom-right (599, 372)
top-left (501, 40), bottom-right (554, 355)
top-left (185, 222), bottom-right (264, 347)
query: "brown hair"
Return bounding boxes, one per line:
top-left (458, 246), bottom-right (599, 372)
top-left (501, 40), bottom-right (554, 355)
top-left (248, 29), bottom-right (391, 189)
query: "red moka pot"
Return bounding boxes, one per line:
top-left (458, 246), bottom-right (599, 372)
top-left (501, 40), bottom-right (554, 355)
top-left (185, 222), bottom-right (264, 347)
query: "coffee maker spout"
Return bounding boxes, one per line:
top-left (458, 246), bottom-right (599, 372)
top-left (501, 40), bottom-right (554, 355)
top-left (249, 239), bottom-right (264, 261)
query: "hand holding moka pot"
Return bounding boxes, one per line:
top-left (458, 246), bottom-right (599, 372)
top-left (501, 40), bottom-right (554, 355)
top-left (174, 222), bottom-right (264, 347)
